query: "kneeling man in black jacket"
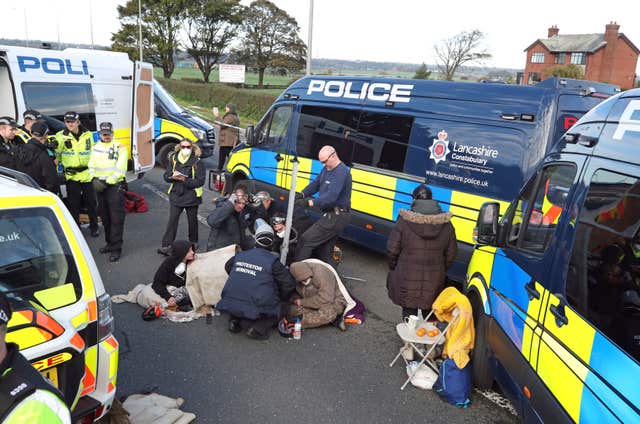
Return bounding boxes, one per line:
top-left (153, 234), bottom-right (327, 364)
top-left (217, 220), bottom-right (296, 340)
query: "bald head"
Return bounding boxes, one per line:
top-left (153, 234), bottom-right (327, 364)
top-left (318, 145), bottom-right (340, 170)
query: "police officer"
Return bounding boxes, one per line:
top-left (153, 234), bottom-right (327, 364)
top-left (0, 293), bottom-right (71, 423)
top-left (89, 122), bottom-right (127, 262)
top-left (294, 145), bottom-right (352, 265)
top-left (56, 111), bottom-right (99, 237)
top-left (217, 220), bottom-right (296, 340)
top-left (15, 110), bottom-right (42, 144)
top-left (0, 117), bottom-right (19, 169)
top-left (16, 121), bottom-right (59, 194)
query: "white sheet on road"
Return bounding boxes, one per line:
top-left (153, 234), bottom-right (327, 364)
top-left (122, 393), bottom-right (195, 424)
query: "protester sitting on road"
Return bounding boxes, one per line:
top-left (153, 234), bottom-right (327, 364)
top-left (386, 184), bottom-right (457, 320)
top-left (270, 212), bottom-right (298, 265)
top-left (217, 220), bottom-right (296, 340)
top-left (158, 139), bottom-right (206, 256)
top-left (151, 240), bottom-right (196, 308)
top-left (206, 187), bottom-right (253, 251)
top-left (285, 260), bottom-right (347, 331)
top-left (246, 190), bottom-right (278, 229)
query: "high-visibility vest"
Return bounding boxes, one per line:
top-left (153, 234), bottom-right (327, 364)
top-left (541, 180), bottom-right (563, 226)
top-left (88, 141), bottom-right (128, 184)
top-left (15, 126), bottom-right (31, 144)
top-left (168, 157), bottom-right (203, 197)
top-left (55, 129), bottom-right (94, 182)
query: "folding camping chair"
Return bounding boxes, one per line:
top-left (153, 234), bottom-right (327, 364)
top-left (389, 308), bottom-right (459, 390)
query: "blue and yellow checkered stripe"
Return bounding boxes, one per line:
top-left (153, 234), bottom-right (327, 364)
top-left (468, 249), bottom-right (640, 423)
top-left (227, 147), bottom-right (509, 244)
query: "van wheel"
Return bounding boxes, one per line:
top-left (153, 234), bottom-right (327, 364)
top-left (157, 142), bottom-right (176, 169)
top-left (470, 292), bottom-right (494, 389)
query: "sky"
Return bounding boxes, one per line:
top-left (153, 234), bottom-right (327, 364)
top-left (3, 0), bottom-right (640, 72)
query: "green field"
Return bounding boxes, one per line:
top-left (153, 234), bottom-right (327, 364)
top-left (155, 67), bottom-right (301, 86)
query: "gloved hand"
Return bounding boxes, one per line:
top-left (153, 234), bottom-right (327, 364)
top-left (294, 192), bottom-right (305, 200)
top-left (228, 192), bottom-right (238, 204)
top-left (106, 176), bottom-right (117, 185)
top-left (295, 198), bottom-right (309, 209)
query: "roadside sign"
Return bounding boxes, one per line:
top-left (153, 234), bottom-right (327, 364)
top-left (219, 64), bottom-right (246, 83)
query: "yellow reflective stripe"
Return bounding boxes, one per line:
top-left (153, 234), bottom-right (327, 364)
top-left (160, 119), bottom-right (198, 141)
top-left (6, 327), bottom-right (51, 349)
top-left (71, 310), bottom-right (89, 329)
top-left (522, 281), bottom-right (546, 362)
top-left (109, 348), bottom-right (118, 380)
top-left (535, 293), bottom-right (596, 422)
top-left (226, 148), bottom-right (251, 174)
top-left (351, 168), bottom-right (395, 220)
top-left (33, 283), bottom-right (77, 311)
top-left (7, 311), bottom-right (32, 327)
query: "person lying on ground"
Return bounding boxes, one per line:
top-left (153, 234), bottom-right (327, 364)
top-left (216, 221), bottom-right (296, 340)
top-left (286, 260), bottom-right (347, 331)
top-left (151, 240), bottom-right (196, 308)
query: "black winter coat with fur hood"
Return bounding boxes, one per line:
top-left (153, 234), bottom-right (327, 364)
top-left (386, 199), bottom-right (457, 310)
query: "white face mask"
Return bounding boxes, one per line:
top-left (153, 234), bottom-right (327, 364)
top-left (276, 230), bottom-right (285, 238)
top-left (174, 262), bottom-right (186, 276)
top-left (180, 148), bottom-right (191, 156)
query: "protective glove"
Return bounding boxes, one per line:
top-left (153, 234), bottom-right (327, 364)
top-left (294, 192), bottom-right (305, 200)
top-left (228, 192), bottom-right (238, 204)
top-left (295, 198), bottom-right (309, 209)
top-left (106, 176), bottom-right (117, 185)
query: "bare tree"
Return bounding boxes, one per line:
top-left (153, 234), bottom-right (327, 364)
top-left (434, 30), bottom-right (491, 81)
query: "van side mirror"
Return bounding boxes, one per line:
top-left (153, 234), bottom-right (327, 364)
top-left (245, 125), bottom-right (255, 146)
top-left (474, 202), bottom-right (500, 245)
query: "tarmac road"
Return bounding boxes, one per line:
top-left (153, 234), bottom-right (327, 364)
top-left (86, 163), bottom-right (517, 424)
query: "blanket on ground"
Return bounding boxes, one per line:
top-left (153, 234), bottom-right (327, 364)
top-left (122, 393), bottom-right (195, 424)
top-left (186, 244), bottom-right (236, 309)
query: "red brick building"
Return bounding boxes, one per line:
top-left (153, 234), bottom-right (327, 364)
top-left (522, 23), bottom-right (639, 90)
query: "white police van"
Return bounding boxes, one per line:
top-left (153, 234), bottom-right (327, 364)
top-left (0, 44), bottom-right (155, 177)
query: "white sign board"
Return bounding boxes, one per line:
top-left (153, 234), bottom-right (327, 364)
top-left (219, 64), bottom-right (246, 83)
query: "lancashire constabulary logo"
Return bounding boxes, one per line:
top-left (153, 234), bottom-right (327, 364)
top-left (429, 130), bottom-right (451, 164)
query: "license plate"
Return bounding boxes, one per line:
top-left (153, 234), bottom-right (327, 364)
top-left (40, 367), bottom-right (59, 388)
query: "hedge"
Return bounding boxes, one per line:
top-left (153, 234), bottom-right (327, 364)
top-left (157, 78), bottom-right (281, 123)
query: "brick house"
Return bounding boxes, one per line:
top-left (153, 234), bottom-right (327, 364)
top-left (522, 22), bottom-right (639, 90)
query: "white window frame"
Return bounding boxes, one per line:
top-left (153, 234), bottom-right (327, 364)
top-left (531, 52), bottom-right (545, 64)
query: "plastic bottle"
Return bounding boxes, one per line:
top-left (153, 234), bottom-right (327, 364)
top-left (293, 317), bottom-right (302, 340)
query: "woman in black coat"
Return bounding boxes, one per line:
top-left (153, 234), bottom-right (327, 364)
top-left (158, 139), bottom-right (206, 255)
top-left (152, 240), bottom-right (195, 306)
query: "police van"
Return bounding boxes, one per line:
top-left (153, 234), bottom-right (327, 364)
top-left (225, 76), bottom-right (618, 280)
top-left (0, 167), bottom-right (118, 422)
top-left (0, 44), bottom-right (215, 174)
top-left (467, 88), bottom-right (640, 422)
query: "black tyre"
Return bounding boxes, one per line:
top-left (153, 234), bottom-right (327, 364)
top-left (470, 292), bottom-right (494, 389)
top-left (157, 142), bottom-right (177, 169)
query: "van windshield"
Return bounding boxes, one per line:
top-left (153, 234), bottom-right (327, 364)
top-left (0, 207), bottom-right (81, 300)
top-left (154, 81), bottom-right (183, 114)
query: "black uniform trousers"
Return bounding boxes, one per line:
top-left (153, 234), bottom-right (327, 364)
top-left (97, 183), bottom-right (126, 253)
top-left (66, 180), bottom-right (98, 231)
top-left (294, 210), bottom-right (350, 266)
top-left (161, 204), bottom-right (199, 247)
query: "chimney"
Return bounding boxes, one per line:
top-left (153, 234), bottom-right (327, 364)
top-left (548, 25), bottom-right (559, 38)
top-left (605, 21), bottom-right (620, 42)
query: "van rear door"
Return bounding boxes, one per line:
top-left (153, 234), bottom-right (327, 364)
top-left (131, 61), bottom-right (154, 172)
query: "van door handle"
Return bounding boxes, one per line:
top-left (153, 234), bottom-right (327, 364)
top-left (549, 295), bottom-right (569, 327)
top-left (274, 153), bottom-right (283, 162)
top-left (524, 281), bottom-right (540, 300)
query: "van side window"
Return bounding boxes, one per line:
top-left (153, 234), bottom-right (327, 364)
top-left (506, 164), bottom-right (576, 252)
top-left (0, 207), bottom-right (82, 300)
top-left (354, 112), bottom-right (412, 172)
top-left (255, 106), bottom-right (292, 146)
top-left (296, 105), bottom-right (358, 165)
top-left (21, 82), bottom-right (97, 131)
top-left (566, 169), bottom-right (640, 362)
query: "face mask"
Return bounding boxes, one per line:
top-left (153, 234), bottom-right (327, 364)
top-left (277, 230), bottom-right (285, 238)
top-left (180, 148), bottom-right (191, 156)
top-left (174, 262), bottom-right (186, 276)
